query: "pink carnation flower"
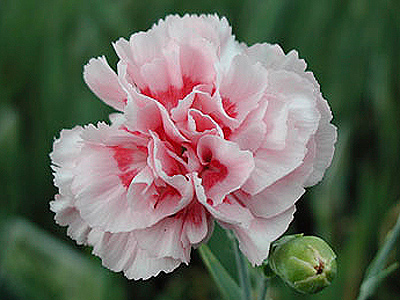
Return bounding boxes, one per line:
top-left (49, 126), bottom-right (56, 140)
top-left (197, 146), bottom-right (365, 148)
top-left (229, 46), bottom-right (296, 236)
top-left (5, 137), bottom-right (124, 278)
top-left (50, 14), bottom-right (336, 280)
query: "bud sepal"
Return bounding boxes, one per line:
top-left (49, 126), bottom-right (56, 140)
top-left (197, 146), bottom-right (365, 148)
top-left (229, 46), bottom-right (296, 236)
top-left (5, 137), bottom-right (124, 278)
top-left (267, 234), bottom-right (337, 294)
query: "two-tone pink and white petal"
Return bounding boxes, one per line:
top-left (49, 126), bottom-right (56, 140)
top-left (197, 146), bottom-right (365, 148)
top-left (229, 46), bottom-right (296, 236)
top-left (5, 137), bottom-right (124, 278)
top-left (50, 195), bottom-right (92, 245)
top-left (226, 206), bottom-right (296, 265)
top-left (197, 135), bottom-right (254, 205)
top-left (242, 70), bottom-right (322, 195)
top-left (70, 123), bottom-right (148, 232)
top-left (246, 42), bottom-right (336, 187)
top-left (87, 229), bottom-right (182, 280)
top-left (83, 56), bottom-right (127, 111)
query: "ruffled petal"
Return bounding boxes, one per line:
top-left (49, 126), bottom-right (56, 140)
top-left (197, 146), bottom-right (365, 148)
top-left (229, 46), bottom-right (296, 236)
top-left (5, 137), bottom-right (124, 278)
top-left (50, 194), bottom-right (91, 245)
top-left (304, 94), bottom-right (337, 186)
top-left (182, 201), bottom-right (213, 245)
top-left (124, 92), bottom-right (188, 144)
top-left (83, 56), bottom-right (127, 111)
top-left (125, 248), bottom-right (182, 280)
top-left (71, 123), bottom-right (148, 232)
top-left (148, 131), bottom-right (189, 179)
top-left (88, 229), bottom-right (182, 280)
top-left (193, 174), bottom-right (253, 227)
top-left (134, 200), bottom-right (213, 262)
top-left (195, 172), bottom-right (296, 266)
top-left (197, 135), bottom-right (254, 205)
top-left (229, 101), bottom-right (268, 152)
top-left (226, 206), bottom-right (296, 265)
top-left (246, 43), bottom-right (336, 188)
top-left (50, 126), bottom-right (83, 168)
top-left (182, 108), bottom-right (224, 143)
top-left (115, 17), bottom-right (219, 112)
top-left (135, 217), bottom-right (189, 262)
top-left (243, 70), bottom-right (321, 194)
top-left (218, 54), bottom-right (268, 126)
top-left (246, 43), bottom-right (307, 74)
top-left (124, 133), bottom-right (194, 230)
top-left (51, 126), bottom-right (84, 197)
top-left (166, 14), bottom-right (234, 54)
top-left (177, 38), bottom-right (216, 85)
top-left (236, 139), bottom-right (315, 218)
top-left (126, 168), bottom-right (186, 230)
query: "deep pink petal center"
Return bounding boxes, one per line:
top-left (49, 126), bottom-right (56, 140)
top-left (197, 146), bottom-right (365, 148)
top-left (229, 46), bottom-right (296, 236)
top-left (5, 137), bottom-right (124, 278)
top-left (110, 145), bottom-right (147, 188)
top-left (141, 76), bottom-right (200, 111)
top-left (199, 160), bottom-right (228, 190)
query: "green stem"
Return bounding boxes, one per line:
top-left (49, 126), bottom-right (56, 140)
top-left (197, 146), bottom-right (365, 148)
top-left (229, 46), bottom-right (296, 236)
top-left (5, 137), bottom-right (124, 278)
top-left (258, 277), bottom-right (269, 300)
top-left (198, 244), bottom-right (242, 300)
top-left (356, 211), bottom-right (400, 300)
top-left (229, 231), bottom-right (252, 300)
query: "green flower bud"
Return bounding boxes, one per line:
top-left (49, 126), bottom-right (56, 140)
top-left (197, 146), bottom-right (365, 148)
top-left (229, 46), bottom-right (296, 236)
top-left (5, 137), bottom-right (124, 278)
top-left (268, 234), bottom-right (337, 294)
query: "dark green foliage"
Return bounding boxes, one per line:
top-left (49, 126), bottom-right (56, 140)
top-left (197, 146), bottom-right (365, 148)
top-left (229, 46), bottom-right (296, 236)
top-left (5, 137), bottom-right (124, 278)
top-left (0, 0), bottom-right (399, 299)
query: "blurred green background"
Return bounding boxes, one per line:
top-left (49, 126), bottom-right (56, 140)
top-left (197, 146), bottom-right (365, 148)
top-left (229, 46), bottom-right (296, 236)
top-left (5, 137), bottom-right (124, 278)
top-left (1, 0), bottom-right (399, 299)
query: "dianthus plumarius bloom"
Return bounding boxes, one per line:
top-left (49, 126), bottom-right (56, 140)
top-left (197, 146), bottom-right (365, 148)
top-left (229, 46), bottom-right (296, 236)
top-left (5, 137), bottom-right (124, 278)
top-left (50, 14), bottom-right (337, 280)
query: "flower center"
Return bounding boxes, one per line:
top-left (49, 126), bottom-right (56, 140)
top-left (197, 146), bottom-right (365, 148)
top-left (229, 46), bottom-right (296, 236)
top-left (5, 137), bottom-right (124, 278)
top-left (199, 159), bottom-right (228, 190)
top-left (222, 97), bottom-right (238, 118)
top-left (141, 76), bottom-right (200, 111)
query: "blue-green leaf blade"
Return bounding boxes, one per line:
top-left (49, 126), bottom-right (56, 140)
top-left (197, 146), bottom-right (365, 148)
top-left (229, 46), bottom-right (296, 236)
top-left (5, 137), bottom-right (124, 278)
top-left (198, 244), bottom-right (242, 300)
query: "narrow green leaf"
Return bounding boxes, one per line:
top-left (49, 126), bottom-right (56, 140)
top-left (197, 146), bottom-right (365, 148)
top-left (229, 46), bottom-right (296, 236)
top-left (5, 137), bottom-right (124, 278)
top-left (198, 244), bottom-right (242, 300)
top-left (358, 263), bottom-right (399, 300)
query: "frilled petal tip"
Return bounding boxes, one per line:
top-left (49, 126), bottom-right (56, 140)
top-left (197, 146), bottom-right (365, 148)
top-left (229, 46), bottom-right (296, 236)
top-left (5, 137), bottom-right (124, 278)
top-left (87, 230), bottom-right (183, 280)
top-left (50, 193), bottom-right (214, 280)
top-left (50, 195), bottom-right (91, 245)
